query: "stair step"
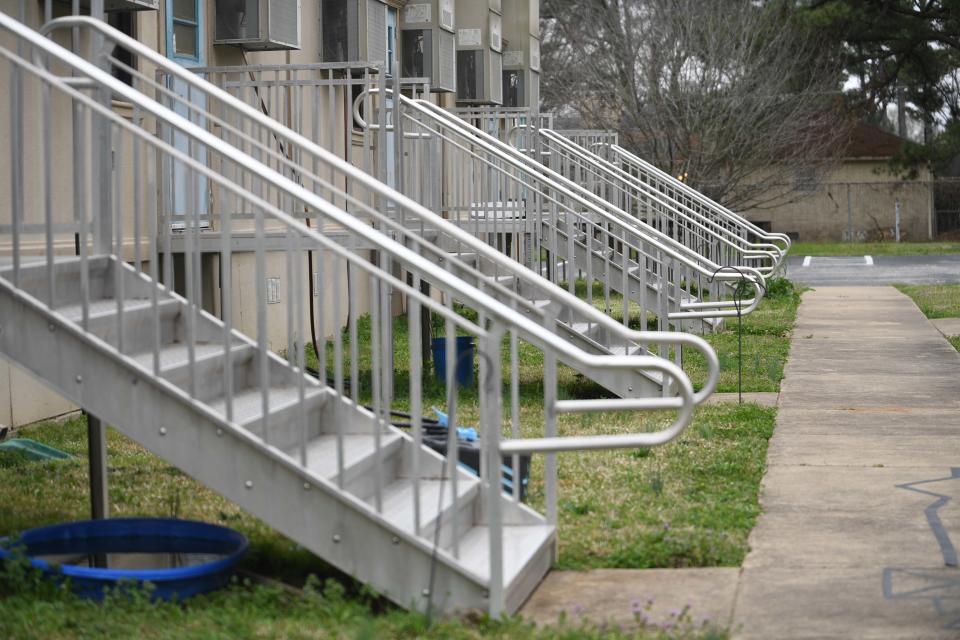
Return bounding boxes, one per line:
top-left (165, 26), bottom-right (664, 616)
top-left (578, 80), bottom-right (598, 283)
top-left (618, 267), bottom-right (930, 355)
top-left (57, 296), bottom-right (167, 322)
top-left (606, 343), bottom-right (647, 357)
top-left (457, 524), bottom-right (555, 585)
top-left (130, 342), bottom-right (239, 372)
top-left (369, 476), bottom-right (480, 536)
top-left (207, 384), bottom-right (325, 427)
top-left (297, 432), bottom-right (405, 485)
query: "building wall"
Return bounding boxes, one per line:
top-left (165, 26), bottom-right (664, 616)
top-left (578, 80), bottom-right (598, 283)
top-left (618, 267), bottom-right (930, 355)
top-left (0, 357), bottom-right (77, 428)
top-left (742, 161), bottom-right (934, 242)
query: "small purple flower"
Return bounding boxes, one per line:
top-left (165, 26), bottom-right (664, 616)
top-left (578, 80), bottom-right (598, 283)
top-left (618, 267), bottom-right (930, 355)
top-left (630, 599), bottom-right (643, 614)
top-left (571, 603), bottom-right (586, 617)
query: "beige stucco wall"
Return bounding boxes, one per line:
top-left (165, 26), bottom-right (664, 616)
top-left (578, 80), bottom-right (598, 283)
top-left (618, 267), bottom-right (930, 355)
top-left (742, 161), bottom-right (934, 242)
top-left (0, 357), bottom-right (77, 428)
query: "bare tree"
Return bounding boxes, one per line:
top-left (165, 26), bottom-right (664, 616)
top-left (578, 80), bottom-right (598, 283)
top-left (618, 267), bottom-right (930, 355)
top-left (542, 0), bottom-right (852, 210)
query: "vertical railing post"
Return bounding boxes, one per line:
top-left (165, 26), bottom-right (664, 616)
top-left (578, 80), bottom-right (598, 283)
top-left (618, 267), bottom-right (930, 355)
top-left (482, 325), bottom-right (505, 618)
top-left (542, 308), bottom-right (558, 527)
top-left (89, 0), bottom-right (113, 256)
top-left (87, 413), bottom-right (109, 521)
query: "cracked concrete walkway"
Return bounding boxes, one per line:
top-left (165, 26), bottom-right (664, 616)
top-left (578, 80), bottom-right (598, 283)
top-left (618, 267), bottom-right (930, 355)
top-left (731, 286), bottom-right (960, 639)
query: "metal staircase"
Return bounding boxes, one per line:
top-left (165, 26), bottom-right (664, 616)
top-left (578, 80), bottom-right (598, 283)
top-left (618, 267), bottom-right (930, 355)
top-left (38, 19), bottom-right (724, 400)
top-left (1, 13), bottom-right (718, 616)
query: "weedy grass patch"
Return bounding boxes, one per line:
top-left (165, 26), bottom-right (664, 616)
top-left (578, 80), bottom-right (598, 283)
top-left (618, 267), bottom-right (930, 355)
top-left (792, 241), bottom-right (960, 257)
top-left (894, 284), bottom-right (960, 319)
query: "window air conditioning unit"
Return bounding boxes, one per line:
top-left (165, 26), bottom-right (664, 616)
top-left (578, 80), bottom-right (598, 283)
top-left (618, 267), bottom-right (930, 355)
top-left (400, 1), bottom-right (456, 92)
top-left (501, 68), bottom-right (539, 109)
top-left (456, 49), bottom-right (483, 102)
top-left (456, 49), bottom-right (501, 105)
top-left (320, 0), bottom-right (388, 64)
top-left (214, 0), bottom-right (301, 50)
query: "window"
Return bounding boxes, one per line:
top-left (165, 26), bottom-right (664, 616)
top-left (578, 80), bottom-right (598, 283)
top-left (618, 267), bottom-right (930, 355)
top-left (386, 7), bottom-right (398, 76)
top-left (171, 0), bottom-right (200, 61)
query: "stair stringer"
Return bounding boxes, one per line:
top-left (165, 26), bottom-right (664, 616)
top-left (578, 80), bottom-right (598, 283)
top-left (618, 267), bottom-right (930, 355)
top-left (0, 278), bottom-right (554, 615)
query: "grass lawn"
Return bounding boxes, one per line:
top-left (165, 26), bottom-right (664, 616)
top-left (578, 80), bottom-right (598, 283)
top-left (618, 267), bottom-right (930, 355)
top-left (895, 284), bottom-right (960, 352)
top-left (0, 280), bottom-right (798, 638)
top-left (894, 284), bottom-right (960, 319)
top-left (791, 241), bottom-right (960, 257)
top-left (574, 277), bottom-right (800, 394)
top-left (686, 278), bottom-right (799, 394)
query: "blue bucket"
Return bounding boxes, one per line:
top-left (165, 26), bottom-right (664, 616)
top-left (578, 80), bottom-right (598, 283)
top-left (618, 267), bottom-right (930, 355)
top-left (431, 336), bottom-right (475, 387)
top-left (0, 518), bottom-right (248, 601)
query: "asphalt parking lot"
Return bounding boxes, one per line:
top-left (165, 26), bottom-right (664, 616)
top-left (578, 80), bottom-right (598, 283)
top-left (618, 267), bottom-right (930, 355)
top-left (785, 254), bottom-right (960, 286)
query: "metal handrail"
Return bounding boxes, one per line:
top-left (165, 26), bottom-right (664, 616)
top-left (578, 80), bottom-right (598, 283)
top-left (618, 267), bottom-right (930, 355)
top-left (41, 14), bottom-right (723, 401)
top-left (535, 128), bottom-right (786, 271)
top-left (365, 93), bottom-right (767, 315)
top-left (404, 97), bottom-right (770, 285)
top-left (25, 13), bottom-right (710, 413)
top-left (606, 142), bottom-right (793, 252)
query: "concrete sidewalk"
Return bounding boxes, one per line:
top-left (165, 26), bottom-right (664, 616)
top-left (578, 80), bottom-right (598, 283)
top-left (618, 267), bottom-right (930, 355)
top-left (731, 286), bottom-right (960, 638)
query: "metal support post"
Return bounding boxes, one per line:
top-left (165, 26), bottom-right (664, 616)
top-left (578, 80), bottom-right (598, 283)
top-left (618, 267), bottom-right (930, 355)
top-left (87, 412), bottom-right (109, 520)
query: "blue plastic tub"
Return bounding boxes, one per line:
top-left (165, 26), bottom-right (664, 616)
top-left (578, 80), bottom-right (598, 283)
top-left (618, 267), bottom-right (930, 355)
top-left (0, 518), bottom-right (248, 601)
top-left (431, 336), bottom-right (475, 387)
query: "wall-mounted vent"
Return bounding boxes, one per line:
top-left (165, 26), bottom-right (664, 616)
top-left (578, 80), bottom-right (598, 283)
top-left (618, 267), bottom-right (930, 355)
top-left (214, 0), bottom-right (300, 50)
top-left (437, 29), bottom-right (456, 92)
top-left (489, 50), bottom-right (502, 104)
top-left (489, 13), bottom-right (501, 52)
top-left (440, 0), bottom-right (454, 31)
top-left (266, 277), bottom-right (281, 304)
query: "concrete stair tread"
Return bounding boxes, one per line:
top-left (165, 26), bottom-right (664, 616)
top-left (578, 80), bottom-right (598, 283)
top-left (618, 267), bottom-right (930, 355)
top-left (207, 384), bottom-right (325, 426)
top-left (458, 524), bottom-right (555, 585)
top-left (296, 432), bottom-right (405, 479)
top-left (368, 476), bottom-right (480, 536)
top-left (130, 342), bottom-right (246, 371)
top-left (55, 297), bottom-right (164, 321)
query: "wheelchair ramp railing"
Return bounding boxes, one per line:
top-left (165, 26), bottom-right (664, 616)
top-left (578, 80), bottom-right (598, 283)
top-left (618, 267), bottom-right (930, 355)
top-left (536, 129), bottom-right (788, 277)
top-left (390, 97), bottom-right (767, 323)
top-left (559, 131), bottom-right (792, 260)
